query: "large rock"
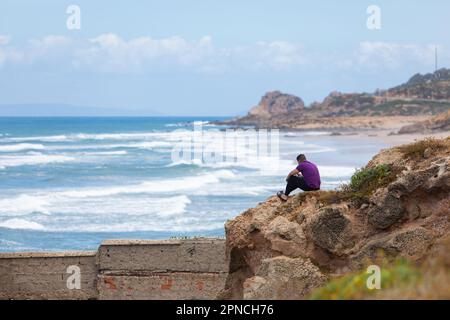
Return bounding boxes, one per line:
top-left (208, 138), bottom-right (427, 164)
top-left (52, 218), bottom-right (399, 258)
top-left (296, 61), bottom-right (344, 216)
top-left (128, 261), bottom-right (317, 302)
top-left (368, 162), bottom-right (450, 229)
top-left (367, 189), bottom-right (405, 230)
top-left (389, 164), bottom-right (445, 194)
top-left (264, 216), bottom-right (307, 257)
top-left (242, 256), bottom-right (327, 299)
top-left (248, 91), bottom-right (304, 119)
top-left (390, 227), bottom-right (434, 257)
top-left (306, 206), bottom-right (355, 254)
top-left (352, 227), bottom-right (434, 267)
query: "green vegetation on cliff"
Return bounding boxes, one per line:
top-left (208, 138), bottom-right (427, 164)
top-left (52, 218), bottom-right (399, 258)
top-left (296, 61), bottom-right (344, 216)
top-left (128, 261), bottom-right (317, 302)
top-left (309, 259), bottom-right (421, 300)
top-left (310, 236), bottom-right (450, 300)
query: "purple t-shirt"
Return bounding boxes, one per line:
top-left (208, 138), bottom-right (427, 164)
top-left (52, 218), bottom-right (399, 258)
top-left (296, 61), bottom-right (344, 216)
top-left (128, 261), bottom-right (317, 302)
top-left (296, 160), bottom-right (321, 189)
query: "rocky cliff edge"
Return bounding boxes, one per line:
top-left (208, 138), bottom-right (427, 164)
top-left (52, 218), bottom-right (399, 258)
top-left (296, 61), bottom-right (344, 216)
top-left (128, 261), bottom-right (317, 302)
top-left (218, 137), bottom-right (450, 299)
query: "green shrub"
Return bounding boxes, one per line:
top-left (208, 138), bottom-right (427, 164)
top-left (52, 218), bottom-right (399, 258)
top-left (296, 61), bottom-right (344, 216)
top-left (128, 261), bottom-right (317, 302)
top-left (346, 164), bottom-right (395, 201)
top-left (309, 165), bottom-right (397, 206)
top-left (350, 164), bottom-right (390, 191)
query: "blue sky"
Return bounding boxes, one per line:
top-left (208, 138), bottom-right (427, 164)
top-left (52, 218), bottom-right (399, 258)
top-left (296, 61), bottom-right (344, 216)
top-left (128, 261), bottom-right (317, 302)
top-left (0, 0), bottom-right (449, 115)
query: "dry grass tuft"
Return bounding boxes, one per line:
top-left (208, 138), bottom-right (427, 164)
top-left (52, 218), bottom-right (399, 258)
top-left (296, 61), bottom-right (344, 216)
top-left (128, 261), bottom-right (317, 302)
top-left (398, 137), bottom-right (448, 160)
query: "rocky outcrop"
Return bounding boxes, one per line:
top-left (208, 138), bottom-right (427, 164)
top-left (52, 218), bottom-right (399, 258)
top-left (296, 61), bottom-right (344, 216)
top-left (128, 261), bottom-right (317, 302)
top-left (248, 91), bottom-right (305, 118)
top-left (242, 256), bottom-right (327, 300)
top-left (218, 137), bottom-right (450, 299)
top-left (228, 91), bottom-right (305, 127)
top-left (398, 109), bottom-right (450, 134)
top-left (367, 189), bottom-right (406, 229)
top-left (306, 206), bottom-right (355, 254)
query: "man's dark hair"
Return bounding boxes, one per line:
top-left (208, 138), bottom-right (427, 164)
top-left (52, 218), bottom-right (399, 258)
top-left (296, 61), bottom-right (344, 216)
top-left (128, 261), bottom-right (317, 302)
top-left (296, 154), bottom-right (306, 161)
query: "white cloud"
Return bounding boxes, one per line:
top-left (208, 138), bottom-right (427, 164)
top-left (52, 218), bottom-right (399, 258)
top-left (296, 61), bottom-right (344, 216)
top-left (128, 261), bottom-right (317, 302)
top-left (29, 35), bottom-right (72, 48)
top-left (0, 35), bottom-right (76, 67)
top-left (349, 41), bottom-right (440, 69)
top-left (222, 41), bottom-right (306, 72)
top-left (0, 35), bottom-right (11, 45)
top-left (0, 33), bottom-right (308, 73)
top-left (0, 35), bottom-right (24, 66)
top-left (0, 35), bottom-right (444, 74)
top-left (74, 34), bottom-right (215, 72)
top-left (254, 41), bottom-right (306, 69)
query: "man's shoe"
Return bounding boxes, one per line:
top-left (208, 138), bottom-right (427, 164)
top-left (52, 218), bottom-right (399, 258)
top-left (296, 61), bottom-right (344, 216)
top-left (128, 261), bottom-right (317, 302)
top-left (277, 191), bottom-right (288, 202)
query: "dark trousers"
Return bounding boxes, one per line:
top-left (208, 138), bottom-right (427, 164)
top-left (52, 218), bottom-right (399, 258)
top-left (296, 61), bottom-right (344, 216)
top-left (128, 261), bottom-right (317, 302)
top-left (285, 175), bottom-right (318, 195)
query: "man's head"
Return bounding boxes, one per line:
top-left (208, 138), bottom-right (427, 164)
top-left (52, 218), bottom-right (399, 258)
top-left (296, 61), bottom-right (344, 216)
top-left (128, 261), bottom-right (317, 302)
top-left (296, 154), bottom-right (306, 163)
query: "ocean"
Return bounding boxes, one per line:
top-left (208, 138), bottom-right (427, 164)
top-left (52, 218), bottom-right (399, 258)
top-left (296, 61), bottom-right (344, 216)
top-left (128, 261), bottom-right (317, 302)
top-left (0, 117), bottom-right (389, 252)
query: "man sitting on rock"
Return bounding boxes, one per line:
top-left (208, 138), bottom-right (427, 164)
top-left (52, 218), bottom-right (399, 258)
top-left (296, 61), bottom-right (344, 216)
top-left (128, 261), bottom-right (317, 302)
top-left (277, 154), bottom-right (321, 201)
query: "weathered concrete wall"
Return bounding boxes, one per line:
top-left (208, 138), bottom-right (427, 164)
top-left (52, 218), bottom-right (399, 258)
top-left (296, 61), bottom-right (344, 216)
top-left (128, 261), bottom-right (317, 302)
top-left (97, 239), bottom-right (228, 300)
top-left (0, 251), bottom-right (97, 300)
top-left (0, 238), bottom-right (227, 300)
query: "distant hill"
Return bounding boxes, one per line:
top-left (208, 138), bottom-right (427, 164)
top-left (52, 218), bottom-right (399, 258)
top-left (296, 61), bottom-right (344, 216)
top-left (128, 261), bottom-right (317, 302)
top-left (388, 68), bottom-right (450, 100)
top-left (0, 104), bottom-right (163, 117)
top-left (217, 68), bottom-right (450, 129)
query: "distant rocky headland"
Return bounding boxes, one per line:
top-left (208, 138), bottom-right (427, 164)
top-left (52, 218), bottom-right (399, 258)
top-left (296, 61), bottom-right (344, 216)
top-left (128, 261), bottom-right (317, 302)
top-left (216, 69), bottom-right (450, 132)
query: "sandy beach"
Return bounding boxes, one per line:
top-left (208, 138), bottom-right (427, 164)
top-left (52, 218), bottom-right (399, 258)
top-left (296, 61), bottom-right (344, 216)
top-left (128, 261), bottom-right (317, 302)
top-left (320, 129), bottom-right (449, 145)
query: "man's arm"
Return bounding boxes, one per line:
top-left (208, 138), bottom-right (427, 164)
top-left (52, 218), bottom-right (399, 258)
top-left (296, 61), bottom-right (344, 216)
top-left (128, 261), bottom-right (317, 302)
top-left (286, 168), bottom-right (300, 181)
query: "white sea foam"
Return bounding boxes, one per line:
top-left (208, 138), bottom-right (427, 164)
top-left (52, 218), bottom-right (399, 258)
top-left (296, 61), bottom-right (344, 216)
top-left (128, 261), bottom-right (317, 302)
top-left (3, 135), bottom-right (70, 142)
top-left (167, 153), bottom-right (284, 171)
top-left (165, 122), bottom-right (188, 128)
top-left (0, 195), bottom-right (51, 216)
top-left (298, 143), bottom-right (336, 153)
top-left (73, 132), bottom-right (159, 140)
top-left (49, 219), bottom-right (226, 233)
top-left (80, 150), bottom-right (128, 156)
top-left (56, 170), bottom-right (235, 198)
top-left (191, 183), bottom-right (275, 196)
top-left (0, 170), bottom-right (236, 216)
top-left (0, 239), bottom-right (22, 246)
top-left (126, 141), bottom-right (173, 149)
top-left (319, 166), bottom-right (356, 178)
top-left (0, 193), bottom-right (191, 217)
top-left (301, 131), bottom-right (331, 136)
top-left (1, 129), bottom-right (226, 144)
top-left (0, 143), bottom-right (45, 152)
top-left (2, 133), bottom-right (156, 143)
top-left (244, 161), bottom-right (356, 177)
top-left (43, 141), bottom-right (172, 152)
top-left (166, 159), bottom-right (201, 167)
top-left (0, 218), bottom-right (45, 230)
top-left (0, 153), bottom-right (74, 168)
top-left (0, 194), bottom-right (222, 233)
